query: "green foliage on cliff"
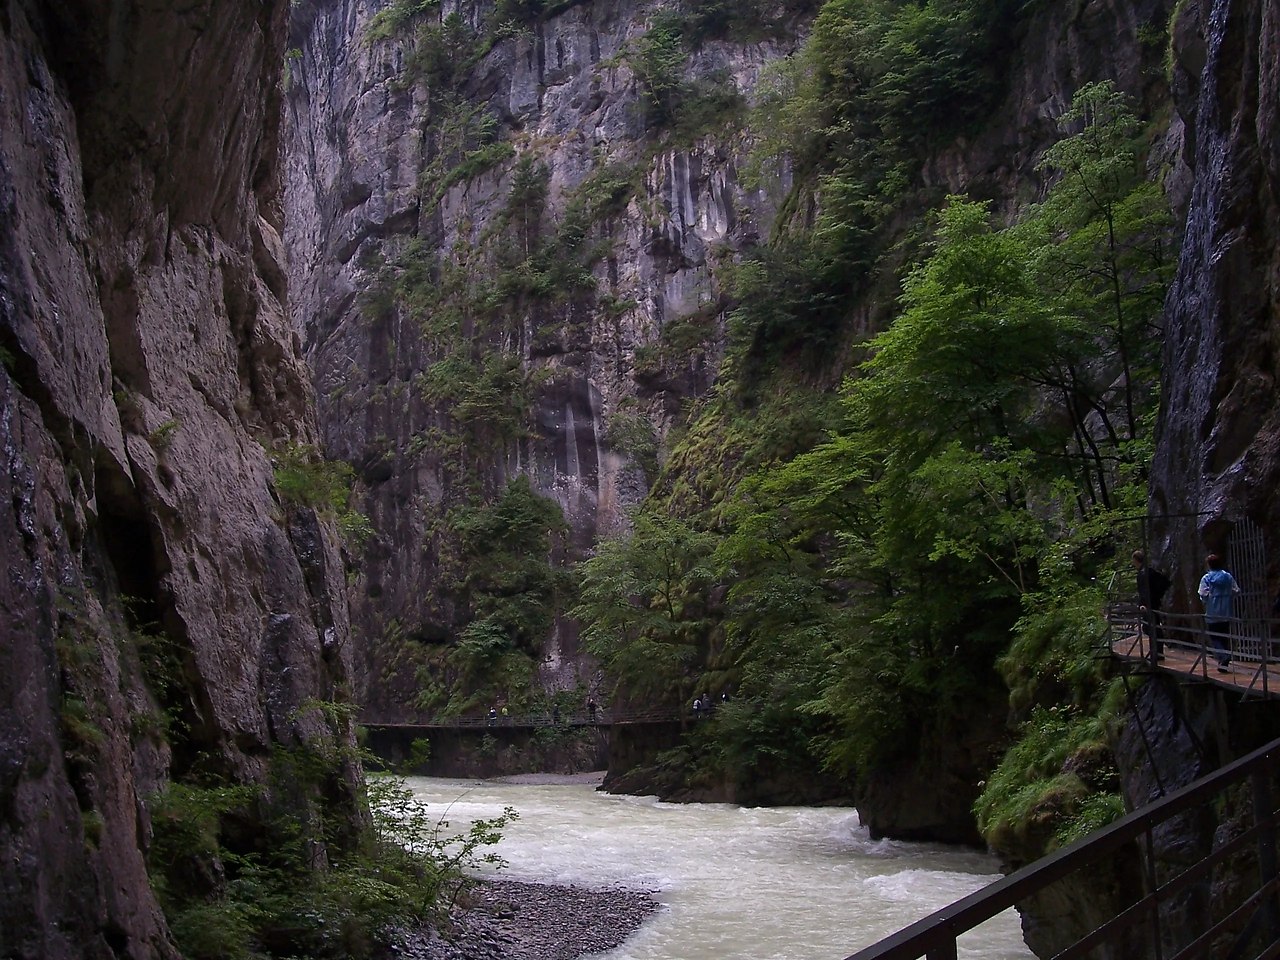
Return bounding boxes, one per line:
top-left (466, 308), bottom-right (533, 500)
top-left (732, 0), bottom-right (1027, 372)
top-left (405, 12), bottom-right (481, 88)
top-left (632, 15), bottom-right (687, 127)
top-left (628, 12), bottom-right (745, 138)
top-left (272, 443), bottom-right (374, 545)
top-left (416, 352), bottom-right (534, 448)
top-left (146, 756), bottom-right (516, 960)
top-left (389, 478), bottom-right (571, 717)
top-left (140, 692), bottom-right (517, 959)
top-left (974, 685), bottom-right (1126, 854)
top-left (678, 0), bottom-right (822, 45)
top-left (446, 476), bottom-right (570, 660)
top-left (365, 0), bottom-right (441, 44)
top-left (578, 66), bottom-right (1174, 851)
top-left (604, 407), bottom-right (660, 479)
top-left (574, 513), bottom-right (718, 708)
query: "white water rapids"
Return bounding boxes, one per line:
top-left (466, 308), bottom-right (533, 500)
top-left (403, 776), bottom-right (1034, 960)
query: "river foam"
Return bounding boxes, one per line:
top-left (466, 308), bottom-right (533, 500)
top-left (403, 776), bottom-right (1033, 960)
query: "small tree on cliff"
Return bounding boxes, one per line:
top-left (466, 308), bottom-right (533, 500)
top-left (447, 476), bottom-right (569, 662)
top-left (573, 513), bottom-right (717, 710)
top-left (1027, 80), bottom-right (1175, 457)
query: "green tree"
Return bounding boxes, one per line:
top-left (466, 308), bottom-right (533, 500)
top-left (852, 198), bottom-right (1073, 474)
top-left (1026, 80), bottom-right (1174, 450)
top-left (447, 476), bottom-right (569, 660)
top-left (733, 0), bottom-right (1027, 376)
top-left (493, 0), bottom-right (543, 26)
top-left (573, 514), bottom-right (717, 708)
top-left (630, 15), bottom-right (688, 127)
top-left (708, 445), bottom-right (869, 777)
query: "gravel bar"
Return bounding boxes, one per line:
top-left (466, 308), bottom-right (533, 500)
top-left (385, 879), bottom-right (661, 960)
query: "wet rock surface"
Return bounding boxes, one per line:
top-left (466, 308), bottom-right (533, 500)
top-left (388, 880), bottom-right (659, 960)
top-left (1149, 0), bottom-right (1280, 598)
top-left (0, 2), bottom-right (359, 957)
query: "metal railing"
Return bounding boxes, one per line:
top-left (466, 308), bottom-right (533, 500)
top-left (361, 705), bottom-right (690, 729)
top-left (844, 736), bottom-right (1280, 960)
top-left (1107, 602), bottom-right (1279, 698)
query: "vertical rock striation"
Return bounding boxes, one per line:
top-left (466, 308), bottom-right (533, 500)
top-left (1103, 0), bottom-right (1279, 952)
top-left (0, 2), bottom-right (357, 958)
top-left (1149, 0), bottom-right (1279, 590)
top-left (286, 0), bottom-right (800, 715)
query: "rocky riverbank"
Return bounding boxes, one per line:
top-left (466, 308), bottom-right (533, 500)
top-left (387, 879), bottom-right (660, 960)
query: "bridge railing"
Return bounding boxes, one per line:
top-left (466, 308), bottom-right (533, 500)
top-left (1106, 602), bottom-right (1278, 696)
top-left (844, 735), bottom-right (1280, 960)
top-left (362, 705), bottom-right (688, 729)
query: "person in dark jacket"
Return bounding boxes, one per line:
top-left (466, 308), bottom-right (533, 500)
top-left (1133, 549), bottom-right (1171, 659)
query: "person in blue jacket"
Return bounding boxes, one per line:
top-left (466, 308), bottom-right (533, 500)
top-left (1198, 554), bottom-right (1241, 672)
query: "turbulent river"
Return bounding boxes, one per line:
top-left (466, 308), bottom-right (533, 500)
top-left (404, 775), bottom-right (1033, 960)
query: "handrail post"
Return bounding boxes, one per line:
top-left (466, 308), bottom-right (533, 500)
top-left (1202, 623), bottom-right (1209, 679)
top-left (1147, 605), bottom-right (1158, 669)
top-left (1264, 616), bottom-right (1271, 697)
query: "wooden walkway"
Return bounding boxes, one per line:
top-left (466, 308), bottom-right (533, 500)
top-left (1110, 622), bottom-right (1280, 699)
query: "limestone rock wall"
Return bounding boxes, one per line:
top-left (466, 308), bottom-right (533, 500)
top-left (1148, 0), bottom-right (1280, 603)
top-left (924, 0), bottom-right (1176, 208)
top-left (285, 0), bottom-right (801, 715)
top-left (1101, 0), bottom-right (1280, 953)
top-left (0, 2), bottom-right (357, 957)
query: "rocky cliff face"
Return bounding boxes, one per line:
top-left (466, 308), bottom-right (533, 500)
top-left (925, 0), bottom-right (1176, 208)
top-left (993, 0), bottom-right (1279, 954)
top-left (1100, 0), bottom-right (1279, 952)
top-left (285, 0), bottom-right (804, 716)
top-left (1148, 0), bottom-right (1279, 598)
top-left (0, 3), bottom-right (357, 958)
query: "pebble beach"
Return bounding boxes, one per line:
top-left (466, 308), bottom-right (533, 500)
top-left (386, 773), bottom-right (658, 960)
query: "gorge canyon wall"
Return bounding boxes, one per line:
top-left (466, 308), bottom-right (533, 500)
top-left (0, 2), bottom-right (358, 957)
top-left (1149, 0), bottom-right (1279, 608)
top-left (2, 0), bottom-right (1278, 953)
top-left (285, 0), bottom-right (1176, 727)
top-left (286, 0), bottom-right (808, 718)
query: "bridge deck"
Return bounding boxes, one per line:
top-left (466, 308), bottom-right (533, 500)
top-left (362, 707), bottom-right (688, 731)
top-left (1110, 619), bottom-right (1280, 699)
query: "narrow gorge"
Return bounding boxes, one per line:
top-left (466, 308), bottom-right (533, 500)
top-left (1, 0), bottom-right (1278, 957)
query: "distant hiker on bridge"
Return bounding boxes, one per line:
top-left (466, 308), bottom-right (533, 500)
top-left (1133, 549), bottom-right (1171, 660)
top-left (1199, 554), bottom-right (1241, 672)
top-left (488, 706), bottom-right (498, 726)
top-left (587, 697), bottom-right (598, 724)
top-left (693, 696), bottom-right (702, 719)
